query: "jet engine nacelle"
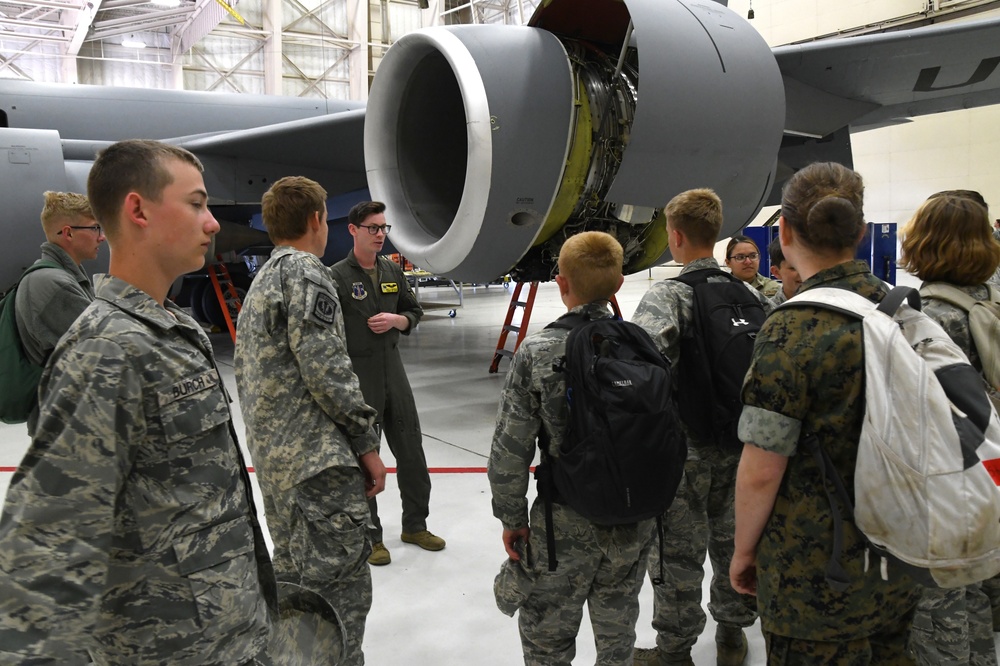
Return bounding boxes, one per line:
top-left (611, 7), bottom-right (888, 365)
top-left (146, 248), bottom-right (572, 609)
top-left (366, 0), bottom-right (786, 283)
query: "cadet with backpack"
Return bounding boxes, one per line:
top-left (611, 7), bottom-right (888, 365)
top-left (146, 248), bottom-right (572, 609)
top-left (900, 191), bottom-right (1000, 666)
top-left (488, 231), bottom-right (685, 665)
top-left (1, 192), bottom-right (102, 427)
top-left (733, 162), bottom-right (922, 662)
top-left (631, 189), bottom-right (768, 666)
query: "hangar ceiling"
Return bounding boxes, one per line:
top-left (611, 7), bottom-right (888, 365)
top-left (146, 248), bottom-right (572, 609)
top-left (0, 0), bottom-right (996, 96)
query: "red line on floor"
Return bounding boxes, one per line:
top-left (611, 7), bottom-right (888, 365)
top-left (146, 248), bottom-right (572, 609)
top-left (0, 466), bottom-right (531, 475)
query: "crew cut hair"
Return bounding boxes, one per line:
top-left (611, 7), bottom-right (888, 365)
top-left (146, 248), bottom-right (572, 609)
top-left (88, 140), bottom-right (202, 238)
top-left (261, 176), bottom-right (328, 243)
top-left (40, 191), bottom-right (93, 236)
top-left (558, 231), bottom-right (623, 304)
top-left (348, 201), bottom-right (386, 227)
top-left (767, 237), bottom-right (786, 267)
top-left (900, 194), bottom-right (1000, 286)
top-left (665, 188), bottom-right (723, 248)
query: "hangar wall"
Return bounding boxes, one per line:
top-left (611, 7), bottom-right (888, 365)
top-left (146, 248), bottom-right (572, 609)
top-left (730, 0), bottom-right (1000, 225)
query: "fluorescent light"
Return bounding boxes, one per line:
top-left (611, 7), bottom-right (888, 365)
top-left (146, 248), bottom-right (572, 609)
top-left (122, 38), bottom-right (146, 48)
top-left (152, 0), bottom-right (180, 6)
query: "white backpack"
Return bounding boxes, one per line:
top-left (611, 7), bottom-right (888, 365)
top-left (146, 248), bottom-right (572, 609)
top-left (783, 286), bottom-right (1000, 589)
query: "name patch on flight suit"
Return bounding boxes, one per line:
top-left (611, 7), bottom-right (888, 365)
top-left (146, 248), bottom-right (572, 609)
top-left (313, 291), bottom-right (337, 324)
top-left (351, 282), bottom-right (368, 300)
top-left (381, 282), bottom-right (399, 294)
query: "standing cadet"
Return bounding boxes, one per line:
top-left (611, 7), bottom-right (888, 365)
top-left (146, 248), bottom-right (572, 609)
top-left (329, 201), bottom-right (443, 566)
top-left (766, 237), bottom-right (802, 305)
top-left (0, 139), bottom-right (276, 664)
top-left (15, 191), bottom-right (103, 428)
top-left (632, 189), bottom-right (763, 666)
top-left (235, 176), bottom-right (386, 666)
top-left (732, 162), bottom-right (920, 662)
top-left (901, 192), bottom-right (1000, 666)
top-left (489, 231), bottom-right (654, 665)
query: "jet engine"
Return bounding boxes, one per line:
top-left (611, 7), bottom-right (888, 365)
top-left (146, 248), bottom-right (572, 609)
top-left (365, 0), bottom-right (786, 283)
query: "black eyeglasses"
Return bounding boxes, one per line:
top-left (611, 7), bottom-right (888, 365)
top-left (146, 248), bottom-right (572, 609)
top-left (729, 252), bottom-right (759, 262)
top-left (58, 224), bottom-right (102, 235)
top-left (359, 224), bottom-right (391, 235)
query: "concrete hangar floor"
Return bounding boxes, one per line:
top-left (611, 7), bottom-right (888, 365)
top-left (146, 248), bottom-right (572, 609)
top-left (1, 264), bottom-right (995, 665)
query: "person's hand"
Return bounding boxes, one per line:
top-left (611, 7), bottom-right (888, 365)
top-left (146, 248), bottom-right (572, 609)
top-left (358, 450), bottom-right (387, 498)
top-left (730, 549), bottom-right (758, 596)
top-left (502, 527), bottom-right (531, 560)
top-left (367, 312), bottom-right (404, 334)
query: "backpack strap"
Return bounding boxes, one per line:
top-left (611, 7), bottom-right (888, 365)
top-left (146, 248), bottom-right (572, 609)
top-left (877, 285), bottom-right (920, 316)
top-left (801, 434), bottom-right (854, 592)
top-left (919, 281), bottom-right (999, 312)
top-left (672, 267), bottom-right (741, 287)
top-left (534, 431), bottom-right (559, 573)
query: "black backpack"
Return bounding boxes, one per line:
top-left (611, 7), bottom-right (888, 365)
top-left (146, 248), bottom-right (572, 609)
top-left (672, 268), bottom-right (766, 448)
top-left (0, 261), bottom-right (61, 424)
top-left (536, 310), bottom-right (687, 575)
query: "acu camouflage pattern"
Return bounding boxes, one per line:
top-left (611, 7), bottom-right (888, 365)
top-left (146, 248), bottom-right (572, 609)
top-left (631, 257), bottom-right (763, 652)
top-left (911, 282), bottom-right (999, 666)
top-left (235, 246), bottom-right (379, 666)
top-left (0, 274), bottom-right (274, 665)
top-left (738, 260), bottom-right (920, 642)
top-left (488, 301), bottom-right (655, 665)
top-left (748, 272), bottom-right (781, 299)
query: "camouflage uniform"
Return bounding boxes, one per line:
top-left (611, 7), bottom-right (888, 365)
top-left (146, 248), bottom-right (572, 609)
top-left (911, 282), bottom-right (998, 666)
top-left (738, 260), bottom-right (920, 659)
top-left (630, 256), bottom-right (764, 656)
top-left (0, 274), bottom-right (275, 665)
top-left (329, 251), bottom-right (430, 543)
top-left (488, 301), bottom-right (655, 665)
top-left (14, 242), bottom-right (96, 431)
top-left (747, 272), bottom-right (781, 299)
top-left (235, 246), bottom-right (380, 666)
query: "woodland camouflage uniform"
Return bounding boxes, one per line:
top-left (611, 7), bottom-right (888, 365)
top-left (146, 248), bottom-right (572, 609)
top-left (739, 260), bottom-right (920, 662)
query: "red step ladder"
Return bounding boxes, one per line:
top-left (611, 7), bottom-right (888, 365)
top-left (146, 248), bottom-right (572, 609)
top-left (207, 260), bottom-right (243, 344)
top-left (489, 283), bottom-right (624, 373)
top-left (489, 281), bottom-right (539, 373)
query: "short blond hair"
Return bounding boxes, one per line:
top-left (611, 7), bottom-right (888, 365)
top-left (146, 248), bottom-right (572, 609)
top-left (558, 231), bottom-right (623, 304)
top-left (261, 176), bottom-right (328, 243)
top-left (40, 191), bottom-right (93, 236)
top-left (665, 188), bottom-right (722, 248)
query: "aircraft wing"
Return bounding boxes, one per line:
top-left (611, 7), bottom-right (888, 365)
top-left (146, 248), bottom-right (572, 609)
top-left (775, 16), bottom-right (1000, 137)
top-left (367, 3), bottom-right (1000, 283)
top-left (177, 109), bottom-right (367, 174)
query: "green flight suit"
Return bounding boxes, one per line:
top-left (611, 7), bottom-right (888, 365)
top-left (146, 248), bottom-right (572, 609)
top-left (329, 251), bottom-right (430, 542)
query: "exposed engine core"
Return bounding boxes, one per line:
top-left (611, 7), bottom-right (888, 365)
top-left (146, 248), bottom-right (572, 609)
top-left (365, 0), bottom-right (786, 283)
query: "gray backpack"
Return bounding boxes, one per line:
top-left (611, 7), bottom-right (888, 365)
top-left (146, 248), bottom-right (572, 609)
top-left (919, 282), bottom-right (1000, 410)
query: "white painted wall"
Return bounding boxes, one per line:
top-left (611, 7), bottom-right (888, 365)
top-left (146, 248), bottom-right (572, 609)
top-left (731, 0), bottom-right (1000, 223)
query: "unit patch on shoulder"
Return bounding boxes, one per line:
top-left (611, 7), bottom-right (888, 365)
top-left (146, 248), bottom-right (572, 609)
top-left (381, 282), bottom-right (399, 294)
top-left (351, 282), bottom-right (368, 300)
top-left (313, 291), bottom-right (337, 324)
